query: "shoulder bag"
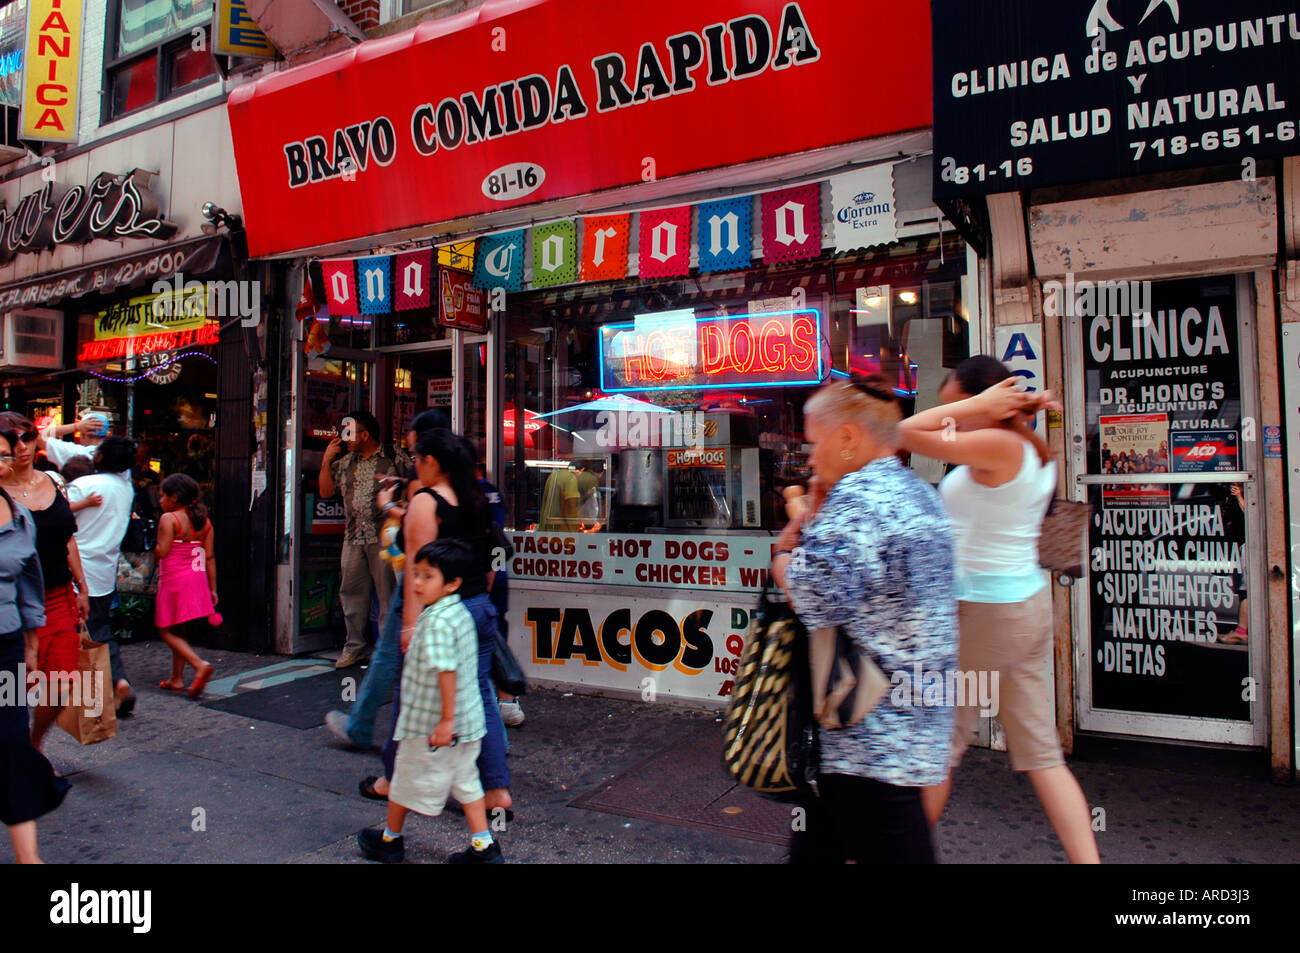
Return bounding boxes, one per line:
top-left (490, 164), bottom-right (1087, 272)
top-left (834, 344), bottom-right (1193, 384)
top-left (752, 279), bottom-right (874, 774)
top-left (721, 585), bottom-right (817, 801)
top-left (1038, 497), bottom-right (1092, 578)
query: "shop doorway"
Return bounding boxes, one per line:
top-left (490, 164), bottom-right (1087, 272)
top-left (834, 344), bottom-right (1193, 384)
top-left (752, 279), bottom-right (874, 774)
top-left (1065, 274), bottom-right (1266, 746)
top-left (380, 337), bottom-right (490, 459)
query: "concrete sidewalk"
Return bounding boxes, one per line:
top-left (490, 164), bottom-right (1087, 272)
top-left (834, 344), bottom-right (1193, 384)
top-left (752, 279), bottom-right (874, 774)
top-left (4, 640), bottom-right (1296, 864)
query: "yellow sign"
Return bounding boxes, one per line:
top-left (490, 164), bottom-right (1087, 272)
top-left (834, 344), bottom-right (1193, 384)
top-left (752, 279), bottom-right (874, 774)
top-left (213, 0), bottom-right (276, 59)
top-left (438, 240), bottom-right (477, 270)
top-left (94, 290), bottom-right (210, 341)
top-left (21, 0), bottom-right (82, 142)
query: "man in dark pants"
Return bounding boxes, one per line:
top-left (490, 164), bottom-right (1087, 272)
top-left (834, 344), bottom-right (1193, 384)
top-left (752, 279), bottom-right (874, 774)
top-left (66, 437), bottom-right (137, 716)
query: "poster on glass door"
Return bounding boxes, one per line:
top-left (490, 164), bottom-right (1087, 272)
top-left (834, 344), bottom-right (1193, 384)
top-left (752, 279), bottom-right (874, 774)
top-left (1083, 276), bottom-right (1249, 721)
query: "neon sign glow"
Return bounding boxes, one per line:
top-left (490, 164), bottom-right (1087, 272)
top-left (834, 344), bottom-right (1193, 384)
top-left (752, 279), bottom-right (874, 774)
top-left (599, 308), bottom-right (825, 393)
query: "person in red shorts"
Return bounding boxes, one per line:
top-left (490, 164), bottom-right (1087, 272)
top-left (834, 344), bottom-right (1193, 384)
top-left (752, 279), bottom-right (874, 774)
top-left (0, 414), bottom-right (90, 754)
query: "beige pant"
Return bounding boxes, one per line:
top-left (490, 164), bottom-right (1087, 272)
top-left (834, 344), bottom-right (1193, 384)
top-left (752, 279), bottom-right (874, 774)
top-left (950, 587), bottom-right (1063, 772)
top-left (339, 541), bottom-right (394, 655)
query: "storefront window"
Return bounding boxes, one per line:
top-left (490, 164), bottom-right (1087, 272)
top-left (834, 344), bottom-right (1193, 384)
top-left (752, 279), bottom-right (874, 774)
top-left (500, 233), bottom-right (970, 534)
top-left (0, 1), bottom-right (26, 110)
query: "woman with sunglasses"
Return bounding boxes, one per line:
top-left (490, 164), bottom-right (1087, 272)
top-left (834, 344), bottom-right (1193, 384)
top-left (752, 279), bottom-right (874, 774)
top-left (0, 414), bottom-right (91, 754)
top-left (0, 426), bottom-right (68, 862)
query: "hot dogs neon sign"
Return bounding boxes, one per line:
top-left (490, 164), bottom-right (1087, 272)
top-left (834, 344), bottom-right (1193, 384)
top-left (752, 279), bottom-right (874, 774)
top-left (599, 308), bottom-right (825, 392)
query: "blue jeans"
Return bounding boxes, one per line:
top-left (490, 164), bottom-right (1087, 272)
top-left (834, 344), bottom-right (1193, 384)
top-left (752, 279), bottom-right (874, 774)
top-left (346, 578), bottom-right (403, 747)
top-left (464, 592), bottom-right (511, 791)
top-left (87, 592), bottom-right (126, 688)
top-left (380, 592), bottom-right (510, 791)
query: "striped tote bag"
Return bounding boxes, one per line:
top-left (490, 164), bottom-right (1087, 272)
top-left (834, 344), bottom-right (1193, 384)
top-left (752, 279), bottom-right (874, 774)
top-left (721, 590), bottom-right (817, 800)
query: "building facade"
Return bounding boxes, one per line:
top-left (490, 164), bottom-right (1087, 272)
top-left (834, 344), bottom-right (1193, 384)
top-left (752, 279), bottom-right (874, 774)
top-left (224, 0), bottom-right (1298, 780)
top-left (931, 0), bottom-right (1299, 778)
top-left (0, 0), bottom-right (280, 649)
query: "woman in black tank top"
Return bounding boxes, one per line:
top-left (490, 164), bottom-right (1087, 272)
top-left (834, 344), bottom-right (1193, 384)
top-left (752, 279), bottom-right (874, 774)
top-left (371, 430), bottom-right (509, 813)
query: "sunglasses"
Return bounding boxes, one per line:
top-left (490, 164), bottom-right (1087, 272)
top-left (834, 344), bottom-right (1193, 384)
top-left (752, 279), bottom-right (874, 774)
top-left (16, 431), bottom-right (37, 444)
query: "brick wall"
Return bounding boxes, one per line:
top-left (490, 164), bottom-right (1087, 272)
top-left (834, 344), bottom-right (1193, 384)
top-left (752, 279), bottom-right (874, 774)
top-left (338, 0), bottom-right (382, 30)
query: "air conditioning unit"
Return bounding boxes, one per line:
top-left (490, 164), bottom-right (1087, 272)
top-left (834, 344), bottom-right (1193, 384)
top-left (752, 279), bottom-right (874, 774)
top-left (0, 309), bottom-right (64, 370)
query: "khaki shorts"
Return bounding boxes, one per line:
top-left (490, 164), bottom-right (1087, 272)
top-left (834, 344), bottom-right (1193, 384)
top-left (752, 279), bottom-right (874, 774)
top-left (390, 738), bottom-right (484, 816)
top-left (950, 587), bottom-right (1063, 772)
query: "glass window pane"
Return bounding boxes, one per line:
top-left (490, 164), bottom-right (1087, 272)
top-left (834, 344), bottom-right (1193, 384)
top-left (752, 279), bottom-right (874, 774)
top-left (118, 0), bottom-right (211, 58)
top-left (0, 0), bottom-right (27, 109)
top-left (401, 0), bottom-right (442, 15)
top-left (109, 54), bottom-right (158, 116)
top-left (169, 41), bottom-right (216, 89)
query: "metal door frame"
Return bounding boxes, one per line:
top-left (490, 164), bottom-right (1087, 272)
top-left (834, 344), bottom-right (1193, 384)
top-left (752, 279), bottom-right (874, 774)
top-left (1065, 274), bottom-right (1267, 746)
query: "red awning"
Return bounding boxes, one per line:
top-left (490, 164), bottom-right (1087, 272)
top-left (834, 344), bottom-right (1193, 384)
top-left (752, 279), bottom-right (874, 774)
top-left (226, 0), bottom-right (932, 258)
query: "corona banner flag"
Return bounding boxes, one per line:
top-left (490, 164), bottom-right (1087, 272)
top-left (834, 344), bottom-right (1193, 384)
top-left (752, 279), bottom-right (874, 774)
top-left (21, 0), bottom-right (82, 143)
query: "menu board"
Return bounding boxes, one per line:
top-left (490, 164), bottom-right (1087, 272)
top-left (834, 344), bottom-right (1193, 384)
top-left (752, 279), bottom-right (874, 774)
top-left (1084, 276), bottom-right (1249, 720)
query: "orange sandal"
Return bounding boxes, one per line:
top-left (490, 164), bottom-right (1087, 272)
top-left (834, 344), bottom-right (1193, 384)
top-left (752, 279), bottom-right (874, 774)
top-left (159, 681), bottom-right (186, 692)
top-left (188, 664), bottom-right (215, 698)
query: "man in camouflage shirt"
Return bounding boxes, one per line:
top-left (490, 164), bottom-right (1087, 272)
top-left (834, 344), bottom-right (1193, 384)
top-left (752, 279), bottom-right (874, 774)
top-left (319, 410), bottom-right (399, 668)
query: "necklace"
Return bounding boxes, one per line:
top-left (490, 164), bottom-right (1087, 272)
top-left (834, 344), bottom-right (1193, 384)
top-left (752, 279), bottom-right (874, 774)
top-left (2, 471), bottom-right (43, 499)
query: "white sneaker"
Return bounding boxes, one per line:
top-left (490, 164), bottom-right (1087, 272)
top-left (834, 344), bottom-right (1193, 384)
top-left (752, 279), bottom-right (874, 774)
top-left (499, 699), bottom-right (525, 727)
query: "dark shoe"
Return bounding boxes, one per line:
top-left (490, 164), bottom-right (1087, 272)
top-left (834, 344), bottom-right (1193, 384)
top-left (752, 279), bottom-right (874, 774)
top-left (357, 828), bottom-right (404, 863)
top-left (448, 840), bottom-right (504, 864)
top-left (359, 776), bottom-right (389, 802)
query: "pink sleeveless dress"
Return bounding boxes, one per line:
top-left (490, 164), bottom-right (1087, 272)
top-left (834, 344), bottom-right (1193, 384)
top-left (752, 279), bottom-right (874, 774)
top-left (155, 525), bottom-right (215, 627)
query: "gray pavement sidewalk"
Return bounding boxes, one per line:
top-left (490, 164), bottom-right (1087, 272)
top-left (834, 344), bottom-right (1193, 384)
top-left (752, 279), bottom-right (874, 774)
top-left (4, 640), bottom-right (1296, 864)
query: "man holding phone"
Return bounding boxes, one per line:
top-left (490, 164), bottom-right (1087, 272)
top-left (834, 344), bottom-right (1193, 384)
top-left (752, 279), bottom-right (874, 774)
top-left (319, 410), bottom-right (399, 669)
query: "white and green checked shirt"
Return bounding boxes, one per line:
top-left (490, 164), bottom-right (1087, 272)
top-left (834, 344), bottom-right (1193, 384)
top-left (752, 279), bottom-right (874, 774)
top-left (394, 594), bottom-right (486, 744)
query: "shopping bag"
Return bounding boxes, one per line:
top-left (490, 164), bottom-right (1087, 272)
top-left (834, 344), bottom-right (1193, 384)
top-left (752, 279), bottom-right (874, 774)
top-left (56, 635), bottom-right (119, 745)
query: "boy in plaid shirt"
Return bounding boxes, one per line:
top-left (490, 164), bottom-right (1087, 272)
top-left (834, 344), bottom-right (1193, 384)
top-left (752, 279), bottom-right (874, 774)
top-left (357, 539), bottom-right (502, 864)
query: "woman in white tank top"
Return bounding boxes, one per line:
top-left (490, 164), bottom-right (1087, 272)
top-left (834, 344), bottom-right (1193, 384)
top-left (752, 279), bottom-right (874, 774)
top-left (898, 355), bottom-right (1099, 864)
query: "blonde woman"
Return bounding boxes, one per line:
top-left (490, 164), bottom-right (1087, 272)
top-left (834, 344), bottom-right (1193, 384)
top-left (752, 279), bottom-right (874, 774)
top-left (898, 355), bottom-right (1099, 864)
top-left (774, 374), bottom-right (958, 863)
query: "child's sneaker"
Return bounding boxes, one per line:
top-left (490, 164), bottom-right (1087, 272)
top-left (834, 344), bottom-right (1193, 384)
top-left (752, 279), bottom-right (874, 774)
top-left (357, 828), bottom-right (404, 863)
top-left (499, 698), bottom-right (525, 727)
top-left (448, 841), bottom-right (504, 864)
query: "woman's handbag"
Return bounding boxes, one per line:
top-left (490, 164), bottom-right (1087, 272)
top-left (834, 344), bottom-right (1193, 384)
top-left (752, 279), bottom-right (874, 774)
top-left (490, 629), bottom-right (527, 697)
top-left (721, 586), bottom-right (817, 801)
top-left (1038, 497), bottom-right (1092, 578)
top-left (809, 626), bottom-right (890, 730)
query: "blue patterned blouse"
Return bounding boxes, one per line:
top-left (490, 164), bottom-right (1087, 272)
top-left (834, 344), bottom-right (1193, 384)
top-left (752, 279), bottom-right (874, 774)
top-left (784, 455), bottom-right (958, 787)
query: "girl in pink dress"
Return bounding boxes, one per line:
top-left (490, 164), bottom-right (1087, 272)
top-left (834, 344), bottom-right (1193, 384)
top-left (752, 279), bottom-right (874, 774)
top-left (155, 474), bottom-right (218, 698)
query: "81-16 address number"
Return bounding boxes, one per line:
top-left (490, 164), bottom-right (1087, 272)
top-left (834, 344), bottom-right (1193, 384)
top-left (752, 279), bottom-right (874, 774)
top-left (941, 156), bottom-right (1034, 185)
